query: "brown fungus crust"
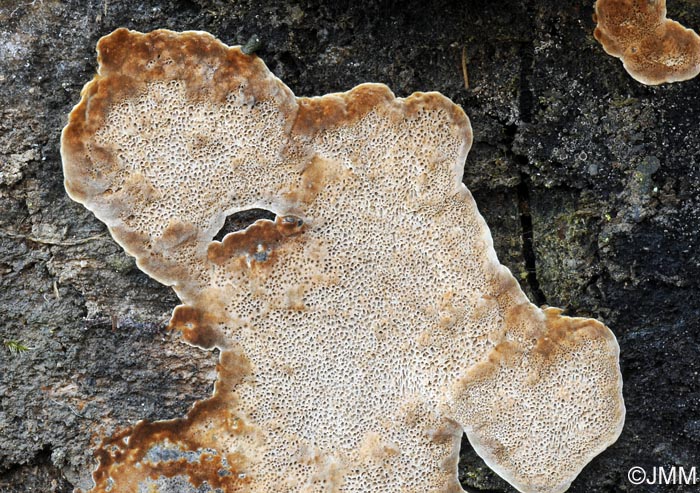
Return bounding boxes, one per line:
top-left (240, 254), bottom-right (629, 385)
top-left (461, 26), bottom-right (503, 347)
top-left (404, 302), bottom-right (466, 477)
top-left (168, 305), bottom-right (225, 349)
top-left (62, 28), bottom-right (624, 493)
top-left (594, 0), bottom-right (700, 84)
top-left (89, 350), bottom-right (256, 492)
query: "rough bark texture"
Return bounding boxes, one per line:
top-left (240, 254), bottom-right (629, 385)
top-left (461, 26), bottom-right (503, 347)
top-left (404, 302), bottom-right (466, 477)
top-left (0, 1), bottom-right (698, 492)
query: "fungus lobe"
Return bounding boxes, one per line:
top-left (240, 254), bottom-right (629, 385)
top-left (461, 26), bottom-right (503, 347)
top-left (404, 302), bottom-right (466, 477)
top-left (61, 28), bottom-right (625, 493)
top-left (594, 0), bottom-right (700, 84)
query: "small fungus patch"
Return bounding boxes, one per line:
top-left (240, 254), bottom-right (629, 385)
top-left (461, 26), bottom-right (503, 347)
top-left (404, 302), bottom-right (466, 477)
top-left (594, 0), bottom-right (700, 84)
top-left (61, 28), bottom-right (625, 493)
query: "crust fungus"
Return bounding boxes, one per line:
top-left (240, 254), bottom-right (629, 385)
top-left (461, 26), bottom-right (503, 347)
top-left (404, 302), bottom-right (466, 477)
top-left (594, 0), bottom-right (700, 84)
top-left (61, 28), bottom-right (625, 493)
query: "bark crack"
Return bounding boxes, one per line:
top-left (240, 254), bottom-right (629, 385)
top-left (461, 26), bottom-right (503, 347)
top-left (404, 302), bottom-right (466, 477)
top-left (512, 0), bottom-right (547, 307)
top-left (517, 175), bottom-right (547, 306)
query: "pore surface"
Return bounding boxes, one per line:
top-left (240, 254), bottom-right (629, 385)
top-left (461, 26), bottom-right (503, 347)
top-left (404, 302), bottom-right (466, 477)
top-left (61, 29), bottom-right (625, 493)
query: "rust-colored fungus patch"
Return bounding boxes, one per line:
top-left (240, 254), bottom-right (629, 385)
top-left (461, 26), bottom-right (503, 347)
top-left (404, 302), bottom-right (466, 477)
top-left (594, 0), bottom-right (700, 84)
top-left (62, 29), bottom-right (625, 493)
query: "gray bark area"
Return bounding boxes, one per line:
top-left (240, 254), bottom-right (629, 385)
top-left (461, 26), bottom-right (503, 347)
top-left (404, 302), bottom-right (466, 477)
top-left (0, 0), bottom-right (698, 491)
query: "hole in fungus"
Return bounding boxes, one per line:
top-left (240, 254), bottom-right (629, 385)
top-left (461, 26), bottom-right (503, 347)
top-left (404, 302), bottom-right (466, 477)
top-left (213, 208), bottom-right (276, 242)
top-left (458, 434), bottom-right (510, 492)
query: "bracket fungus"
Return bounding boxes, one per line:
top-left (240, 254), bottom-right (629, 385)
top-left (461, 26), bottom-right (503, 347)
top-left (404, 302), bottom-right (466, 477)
top-left (61, 29), bottom-right (625, 493)
top-left (594, 0), bottom-right (700, 84)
